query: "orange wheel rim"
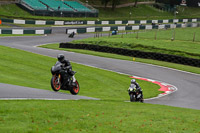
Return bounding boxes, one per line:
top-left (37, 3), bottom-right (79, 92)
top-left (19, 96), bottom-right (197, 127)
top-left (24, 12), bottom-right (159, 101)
top-left (73, 81), bottom-right (79, 93)
top-left (53, 76), bottom-right (60, 90)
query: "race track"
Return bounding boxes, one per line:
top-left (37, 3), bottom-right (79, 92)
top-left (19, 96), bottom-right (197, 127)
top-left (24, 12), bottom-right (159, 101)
top-left (0, 83), bottom-right (98, 100)
top-left (0, 33), bottom-right (200, 110)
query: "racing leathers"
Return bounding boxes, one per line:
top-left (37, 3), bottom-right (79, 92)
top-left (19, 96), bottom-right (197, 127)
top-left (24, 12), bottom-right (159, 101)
top-left (58, 59), bottom-right (75, 85)
top-left (129, 82), bottom-right (143, 99)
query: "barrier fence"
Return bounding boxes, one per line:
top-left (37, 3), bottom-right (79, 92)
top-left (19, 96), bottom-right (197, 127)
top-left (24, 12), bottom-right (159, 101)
top-left (1, 18), bottom-right (200, 25)
top-left (0, 29), bottom-right (52, 34)
top-left (105, 27), bottom-right (200, 42)
top-left (66, 22), bottom-right (200, 34)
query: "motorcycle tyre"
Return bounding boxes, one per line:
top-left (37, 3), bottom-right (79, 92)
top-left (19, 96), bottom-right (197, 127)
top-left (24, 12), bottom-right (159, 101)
top-left (130, 93), bottom-right (135, 102)
top-left (140, 98), bottom-right (144, 103)
top-left (70, 80), bottom-right (80, 95)
top-left (51, 76), bottom-right (61, 92)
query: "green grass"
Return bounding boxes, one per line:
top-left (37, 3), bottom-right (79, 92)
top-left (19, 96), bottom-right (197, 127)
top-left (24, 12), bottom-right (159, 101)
top-left (0, 45), bottom-right (160, 100)
top-left (1, 45), bottom-right (200, 133)
top-left (71, 27), bottom-right (200, 60)
top-left (128, 27), bottom-right (200, 42)
top-left (40, 43), bottom-right (200, 74)
top-left (97, 5), bottom-right (172, 20)
top-left (1, 4), bottom-right (200, 20)
top-left (1, 100), bottom-right (200, 133)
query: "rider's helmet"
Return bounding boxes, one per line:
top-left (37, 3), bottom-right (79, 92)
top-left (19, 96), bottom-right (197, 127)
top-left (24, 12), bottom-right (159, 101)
top-left (57, 54), bottom-right (65, 62)
top-left (131, 79), bottom-right (136, 84)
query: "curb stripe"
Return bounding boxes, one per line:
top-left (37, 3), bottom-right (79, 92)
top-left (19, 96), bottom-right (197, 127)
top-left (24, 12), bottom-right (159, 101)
top-left (130, 76), bottom-right (178, 100)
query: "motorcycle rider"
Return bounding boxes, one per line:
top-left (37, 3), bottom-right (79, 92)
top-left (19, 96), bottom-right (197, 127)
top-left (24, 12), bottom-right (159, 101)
top-left (68, 31), bottom-right (75, 38)
top-left (57, 54), bottom-right (75, 86)
top-left (129, 79), bottom-right (143, 99)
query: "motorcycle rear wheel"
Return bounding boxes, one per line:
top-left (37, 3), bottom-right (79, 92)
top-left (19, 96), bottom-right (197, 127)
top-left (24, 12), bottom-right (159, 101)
top-left (51, 76), bottom-right (61, 92)
top-left (70, 81), bottom-right (80, 95)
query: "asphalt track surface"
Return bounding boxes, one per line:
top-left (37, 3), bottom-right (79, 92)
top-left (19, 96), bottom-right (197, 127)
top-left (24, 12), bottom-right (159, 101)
top-left (0, 83), bottom-right (98, 100)
top-left (0, 33), bottom-right (200, 110)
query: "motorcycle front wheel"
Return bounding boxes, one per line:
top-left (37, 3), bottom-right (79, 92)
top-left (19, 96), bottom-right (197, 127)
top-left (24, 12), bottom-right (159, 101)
top-left (130, 93), bottom-right (135, 102)
top-left (70, 80), bottom-right (80, 95)
top-left (51, 75), bottom-right (61, 92)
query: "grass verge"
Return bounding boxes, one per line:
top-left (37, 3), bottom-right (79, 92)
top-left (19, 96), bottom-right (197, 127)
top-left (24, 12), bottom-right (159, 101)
top-left (1, 45), bottom-right (200, 133)
top-left (0, 100), bottom-right (200, 132)
top-left (0, 45), bottom-right (160, 100)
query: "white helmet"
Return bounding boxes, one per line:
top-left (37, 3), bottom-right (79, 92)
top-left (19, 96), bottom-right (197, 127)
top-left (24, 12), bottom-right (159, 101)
top-left (131, 79), bottom-right (136, 84)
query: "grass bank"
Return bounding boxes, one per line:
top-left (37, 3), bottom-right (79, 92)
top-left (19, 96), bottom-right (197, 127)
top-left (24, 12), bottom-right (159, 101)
top-left (1, 100), bottom-right (200, 132)
top-left (0, 4), bottom-right (200, 20)
top-left (1, 46), bottom-right (200, 133)
top-left (0, 45), bottom-right (160, 100)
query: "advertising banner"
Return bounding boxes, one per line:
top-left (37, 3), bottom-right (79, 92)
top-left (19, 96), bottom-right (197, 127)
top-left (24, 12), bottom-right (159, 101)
top-left (64, 21), bottom-right (84, 25)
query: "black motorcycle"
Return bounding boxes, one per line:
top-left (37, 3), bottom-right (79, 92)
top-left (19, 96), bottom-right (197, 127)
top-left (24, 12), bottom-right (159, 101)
top-left (128, 87), bottom-right (143, 102)
top-left (50, 61), bottom-right (80, 95)
top-left (68, 32), bottom-right (75, 38)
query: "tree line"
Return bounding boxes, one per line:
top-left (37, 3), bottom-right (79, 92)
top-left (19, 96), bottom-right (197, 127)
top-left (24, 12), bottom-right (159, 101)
top-left (100, 0), bottom-right (139, 10)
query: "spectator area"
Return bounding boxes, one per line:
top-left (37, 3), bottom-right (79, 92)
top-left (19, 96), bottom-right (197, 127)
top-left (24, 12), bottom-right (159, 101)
top-left (22, 0), bottom-right (47, 10)
top-left (21, 0), bottom-right (91, 12)
top-left (64, 1), bottom-right (91, 12)
top-left (20, 0), bottom-right (98, 17)
top-left (39, 0), bottom-right (74, 11)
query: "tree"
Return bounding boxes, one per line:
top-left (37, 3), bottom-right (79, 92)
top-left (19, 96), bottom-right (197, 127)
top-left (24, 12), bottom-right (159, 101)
top-left (111, 0), bottom-right (120, 11)
top-left (101, 0), bottom-right (110, 8)
top-left (134, 0), bottom-right (138, 7)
